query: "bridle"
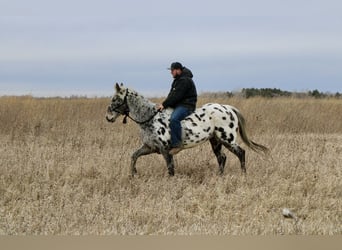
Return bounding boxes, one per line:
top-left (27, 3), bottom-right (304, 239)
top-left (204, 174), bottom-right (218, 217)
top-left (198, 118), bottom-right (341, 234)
top-left (109, 88), bottom-right (160, 125)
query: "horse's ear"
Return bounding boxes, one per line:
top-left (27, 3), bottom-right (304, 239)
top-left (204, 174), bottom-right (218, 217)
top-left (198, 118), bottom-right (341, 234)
top-left (115, 83), bottom-right (121, 92)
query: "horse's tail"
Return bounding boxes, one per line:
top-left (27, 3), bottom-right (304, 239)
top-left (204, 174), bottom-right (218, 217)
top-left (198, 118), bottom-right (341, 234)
top-left (232, 108), bottom-right (269, 154)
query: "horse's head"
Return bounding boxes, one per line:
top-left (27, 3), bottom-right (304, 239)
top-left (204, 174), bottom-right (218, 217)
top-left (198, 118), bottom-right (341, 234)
top-left (106, 83), bottom-right (129, 123)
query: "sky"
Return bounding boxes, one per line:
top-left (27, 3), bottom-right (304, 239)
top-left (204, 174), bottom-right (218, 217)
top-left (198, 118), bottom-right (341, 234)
top-left (1, 0), bottom-right (342, 97)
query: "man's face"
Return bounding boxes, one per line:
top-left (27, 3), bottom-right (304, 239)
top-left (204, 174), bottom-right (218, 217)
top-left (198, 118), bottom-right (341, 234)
top-left (171, 68), bottom-right (181, 78)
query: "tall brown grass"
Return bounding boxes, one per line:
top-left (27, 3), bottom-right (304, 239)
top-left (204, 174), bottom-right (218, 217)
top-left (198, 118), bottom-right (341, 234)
top-left (0, 96), bottom-right (341, 234)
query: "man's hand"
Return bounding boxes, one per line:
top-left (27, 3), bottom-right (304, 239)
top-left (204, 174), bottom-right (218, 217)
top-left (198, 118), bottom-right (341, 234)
top-left (156, 103), bottom-right (164, 111)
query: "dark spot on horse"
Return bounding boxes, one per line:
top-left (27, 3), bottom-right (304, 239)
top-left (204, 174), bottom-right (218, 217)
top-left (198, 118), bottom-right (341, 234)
top-left (226, 111), bottom-right (235, 121)
top-left (229, 122), bottom-right (234, 128)
top-left (185, 117), bottom-right (194, 122)
top-left (195, 114), bottom-right (202, 121)
top-left (160, 127), bottom-right (166, 135)
top-left (203, 127), bottom-right (211, 132)
top-left (209, 117), bottom-right (212, 120)
top-left (158, 137), bottom-right (167, 146)
top-left (218, 127), bottom-right (224, 132)
top-left (200, 113), bottom-right (205, 118)
top-left (192, 123), bottom-right (198, 127)
top-left (158, 118), bottom-right (167, 127)
top-left (222, 117), bottom-right (227, 120)
top-left (202, 108), bottom-right (206, 111)
top-left (157, 131), bottom-right (161, 135)
top-left (195, 135), bottom-right (199, 138)
top-left (214, 107), bottom-right (223, 113)
top-left (228, 133), bottom-right (234, 143)
top-left (190, 140), bottom-right (194, 143)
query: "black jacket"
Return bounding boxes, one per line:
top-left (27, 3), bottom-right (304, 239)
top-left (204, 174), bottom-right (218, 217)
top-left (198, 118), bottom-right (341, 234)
top-left (162, 67), bottom-right (197, 111)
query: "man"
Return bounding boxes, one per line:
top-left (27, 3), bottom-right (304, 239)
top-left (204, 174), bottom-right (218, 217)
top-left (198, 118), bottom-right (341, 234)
top-left (156, 62), bottom-right (197, 155)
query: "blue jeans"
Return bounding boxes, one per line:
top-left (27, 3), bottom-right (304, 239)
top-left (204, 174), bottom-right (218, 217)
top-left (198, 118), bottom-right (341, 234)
top-left (170, 106), bottom-right (192, 148)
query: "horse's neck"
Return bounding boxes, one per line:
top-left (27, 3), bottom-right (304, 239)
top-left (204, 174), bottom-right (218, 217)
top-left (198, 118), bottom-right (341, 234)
top-left (126, 90), bottom-right (155, 121)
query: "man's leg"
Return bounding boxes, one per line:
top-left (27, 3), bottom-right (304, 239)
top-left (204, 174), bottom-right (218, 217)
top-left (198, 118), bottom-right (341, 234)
top-left (169, 106), bottom-right (191, 154)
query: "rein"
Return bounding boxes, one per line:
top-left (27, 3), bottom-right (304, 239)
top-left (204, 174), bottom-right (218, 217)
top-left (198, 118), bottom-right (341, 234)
top-left (124, 110), bottom-right (159, 125)
top-left (111, 88), bottom-right (160, 125)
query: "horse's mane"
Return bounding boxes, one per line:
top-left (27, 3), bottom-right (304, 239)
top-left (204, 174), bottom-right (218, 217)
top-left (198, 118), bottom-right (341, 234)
top-left (127, 88), bottom-right (155, 106)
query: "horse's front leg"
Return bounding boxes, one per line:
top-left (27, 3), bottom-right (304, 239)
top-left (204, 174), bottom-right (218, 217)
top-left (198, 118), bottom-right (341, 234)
top-left (162, 151), bottom-right (175, 176)
top-left (131, 144), bottom-right (155, 176)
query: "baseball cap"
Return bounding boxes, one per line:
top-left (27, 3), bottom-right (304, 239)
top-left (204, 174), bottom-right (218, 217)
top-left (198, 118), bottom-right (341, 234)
top-left (168, 62), bottom-right (184, 70)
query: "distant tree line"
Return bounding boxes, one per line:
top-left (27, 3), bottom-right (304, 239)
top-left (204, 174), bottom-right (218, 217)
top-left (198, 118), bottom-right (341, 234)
top-left (242, 88), bottom-right (292, 98)
top-left (201, 88), bottom-right (341, 99)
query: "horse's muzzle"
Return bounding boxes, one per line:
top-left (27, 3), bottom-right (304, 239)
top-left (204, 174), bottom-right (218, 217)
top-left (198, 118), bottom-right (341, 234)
top-left (106, 106), bottom-right (115, 123)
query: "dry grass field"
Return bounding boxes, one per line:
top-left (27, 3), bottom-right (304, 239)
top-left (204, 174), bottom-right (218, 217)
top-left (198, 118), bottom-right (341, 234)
top-left (0, 95), bottom-right (341, 235)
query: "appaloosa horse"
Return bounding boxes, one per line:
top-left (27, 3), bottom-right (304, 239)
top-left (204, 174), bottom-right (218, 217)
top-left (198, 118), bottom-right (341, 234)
top-left (106, 83), bottom-right (268, 176)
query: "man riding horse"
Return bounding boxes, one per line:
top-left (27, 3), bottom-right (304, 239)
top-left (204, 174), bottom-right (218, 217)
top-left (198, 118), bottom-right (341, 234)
top-left (156, 62), bottom-right (197, 155)
top-left (106, 65), bottom-right (268, 176)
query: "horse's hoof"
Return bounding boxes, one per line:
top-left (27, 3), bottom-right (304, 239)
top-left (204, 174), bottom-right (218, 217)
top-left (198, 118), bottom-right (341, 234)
top-left (168, 169), bottom-right (175, 176)
top-left (129, 171), bottom-right (137, 178)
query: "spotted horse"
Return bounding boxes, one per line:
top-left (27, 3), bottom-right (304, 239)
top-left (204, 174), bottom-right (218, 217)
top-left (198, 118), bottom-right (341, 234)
top-left (106, 83), bottom-right (268, 176)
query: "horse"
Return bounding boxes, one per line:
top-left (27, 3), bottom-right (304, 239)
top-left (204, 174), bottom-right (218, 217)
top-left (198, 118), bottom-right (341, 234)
top-left (106, 83), bottom-right (268, 176)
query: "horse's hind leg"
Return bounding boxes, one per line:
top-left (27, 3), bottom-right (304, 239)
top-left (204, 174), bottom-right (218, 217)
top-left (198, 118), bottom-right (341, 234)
top-left (222, 142), bottom-right (246, 174)
top-left (131, 144), bottom-right (155, 176)
top-left (209, 137), bottom-right (227, 175)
